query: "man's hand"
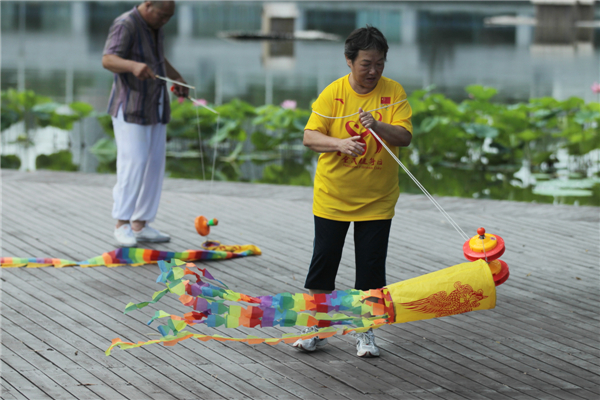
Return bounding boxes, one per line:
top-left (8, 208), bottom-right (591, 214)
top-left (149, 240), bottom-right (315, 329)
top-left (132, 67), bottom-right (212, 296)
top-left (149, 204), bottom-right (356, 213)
top-left (164, 58), bottom-right (188, 98)
top-left (131, 62), bottom-right (156, 80)
top-left (171, 77), bottom-right (189, 98)
top-left (338, 135), bottom-right (366, 157)
top-left (102, 55), bottom-right (156, 81)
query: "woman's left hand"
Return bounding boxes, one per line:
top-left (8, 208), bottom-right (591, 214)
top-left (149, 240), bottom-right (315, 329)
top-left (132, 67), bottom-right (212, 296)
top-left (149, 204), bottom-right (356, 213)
top-left (359, 107), bottom-right (377, 130)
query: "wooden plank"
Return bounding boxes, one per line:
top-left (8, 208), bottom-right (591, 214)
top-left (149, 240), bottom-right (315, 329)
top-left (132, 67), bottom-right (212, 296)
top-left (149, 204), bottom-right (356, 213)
top-left (0, 361), bottom-right (74, 400)
top-left (2, 374), bottom-right (49, 399)
top-left (402, 318), bottom-right (595, 394)
top-left (1, 197), bottom-right (110, 259)
top-left (12, 263), bottom-right (272, 399)
top-left (560, 388), bottom-right (600, 400)
top-left (409, 303), bottom-right (599, 365)
top-left (1, 271), bottom-right (201, 400)
top-left (375, 336), bottom-right (539, 400)
top-left (1, 314), bottom-right (161, 399)
top-left (256, 361), bottom-right (354, 400)
top-left (0, 234), bottom-right (34, 258)
top-left (196, 363), bottom-right (275, 399)
top-left (2, 343), bottom-right (127, 400)
top-left (22, 271), bottom-right (232, 398)
top-left (0, 380), bottom-right (22, 400)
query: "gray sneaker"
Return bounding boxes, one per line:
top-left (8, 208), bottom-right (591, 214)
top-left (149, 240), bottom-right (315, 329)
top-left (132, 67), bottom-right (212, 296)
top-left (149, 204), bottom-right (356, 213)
top-left (355, 328), bottom-right (380, 357)
top-left (292, 326), bottom-right (328, 352)
top-left (133, 225), bottom-right (170, 243)
top-left (114, 224), bottom-right (137, 247)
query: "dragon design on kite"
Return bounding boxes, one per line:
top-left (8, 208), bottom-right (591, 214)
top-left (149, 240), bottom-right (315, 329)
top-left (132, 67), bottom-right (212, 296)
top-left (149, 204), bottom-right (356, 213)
top-left (400, 281), bottom-right (488, 317)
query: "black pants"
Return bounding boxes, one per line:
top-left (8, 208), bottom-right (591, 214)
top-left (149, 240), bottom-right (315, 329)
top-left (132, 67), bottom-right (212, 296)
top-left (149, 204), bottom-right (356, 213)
top-left (304, 216), bottom-right (392, 291)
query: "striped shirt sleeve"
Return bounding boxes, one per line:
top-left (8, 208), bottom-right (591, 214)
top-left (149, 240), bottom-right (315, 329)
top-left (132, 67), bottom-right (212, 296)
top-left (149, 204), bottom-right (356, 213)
top-left (103, 20), bottom-right (133, 58)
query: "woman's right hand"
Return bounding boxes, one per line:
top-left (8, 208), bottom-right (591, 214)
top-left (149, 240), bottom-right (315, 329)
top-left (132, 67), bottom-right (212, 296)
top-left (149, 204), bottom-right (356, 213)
top-left (338, 135), bottom-right (366, 157)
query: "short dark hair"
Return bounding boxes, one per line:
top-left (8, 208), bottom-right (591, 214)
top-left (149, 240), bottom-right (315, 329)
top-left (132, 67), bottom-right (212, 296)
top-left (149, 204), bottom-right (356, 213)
top-left (344, 25), bottom-right (389, 63)
top-left (148, 1), bottom-right (174, 9)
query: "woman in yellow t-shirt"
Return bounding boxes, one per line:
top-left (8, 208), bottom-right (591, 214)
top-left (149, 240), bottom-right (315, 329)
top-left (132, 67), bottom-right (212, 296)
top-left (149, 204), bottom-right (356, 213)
top-left (293, 26), bottom-right (413, 357)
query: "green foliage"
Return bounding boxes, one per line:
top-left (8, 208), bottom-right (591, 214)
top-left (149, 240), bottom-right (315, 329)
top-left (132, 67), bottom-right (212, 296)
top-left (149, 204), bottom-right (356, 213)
top-left (168, 98), bottom-right (255, 141)
top-left (165, 156), bottom-right (240, 182)
top-left (33, 102), bottom-right (82, 130)
top-left (1, 90), bottom-right (110, 156)
top-left (258, 159), bottom-right (313, 186)
top-left (409, 88), bottom-right (472, 166)
top-left (0, 155), bottom-right (21, 169)
top-left (1, 89), bottom-right (50, 131)
top-left (465, 85), bottom-right (498, 101)
top-left (89, 138), bottom-right (118, 163)
top-left (169, 100), bottom-right (218, 140)
top-left (11, 134), bottom-right (35, 147)
top-left (96, 159), bottom-right (117, 174)
top-left (36, 150), bottom-right (78, 171)
top-left (0, 89), bottom-right (97, 132)
top-left (408, 85), bottom-right (600, 171)
top-left (69, 101), bottom-right (94, 118)
top-left (250, 104), bottom-right (311, 150)
top-left (96, 113), bottom-right (115, 138)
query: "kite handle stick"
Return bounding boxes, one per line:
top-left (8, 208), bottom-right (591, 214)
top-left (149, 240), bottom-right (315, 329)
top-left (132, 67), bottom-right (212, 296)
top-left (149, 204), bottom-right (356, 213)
top-left (155, 75), bottom-right (196, 90)
top-left (188, 96), bottom-right (219, 114)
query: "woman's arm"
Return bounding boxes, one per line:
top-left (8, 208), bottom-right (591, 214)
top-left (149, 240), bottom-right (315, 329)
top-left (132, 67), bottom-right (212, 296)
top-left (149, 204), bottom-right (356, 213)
top-left (303, 129), bottom-right (366, 157)
top-left (358, 107), bottom-right (412, 147)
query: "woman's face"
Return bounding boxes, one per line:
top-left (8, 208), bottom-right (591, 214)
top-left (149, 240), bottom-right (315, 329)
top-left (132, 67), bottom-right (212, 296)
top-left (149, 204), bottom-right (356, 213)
top-left (346, 49), bottom-right (385, 94)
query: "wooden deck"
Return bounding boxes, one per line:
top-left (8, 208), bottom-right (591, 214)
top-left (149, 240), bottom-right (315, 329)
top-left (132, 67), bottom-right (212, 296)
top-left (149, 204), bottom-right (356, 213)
top-left (1, 169), bottom-right (598, 400)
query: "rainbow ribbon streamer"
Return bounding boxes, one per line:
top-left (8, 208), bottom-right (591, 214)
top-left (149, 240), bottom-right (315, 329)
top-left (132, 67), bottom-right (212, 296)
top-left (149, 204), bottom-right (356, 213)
top-left (106, 259), bottom-right (395, 355)
top-left (0, 241), bottom-right (261, 268)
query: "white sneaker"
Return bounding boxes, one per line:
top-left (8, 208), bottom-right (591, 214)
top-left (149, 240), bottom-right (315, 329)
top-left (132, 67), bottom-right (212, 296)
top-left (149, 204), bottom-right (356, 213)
top-left (292, 326), bottom-right (328, 352)
top-left (355, 328), bottom-right (380, 357)
top-left (133, 225), bottom-right (170, 243)
top-left (114, 224), bottom-right (137, 247)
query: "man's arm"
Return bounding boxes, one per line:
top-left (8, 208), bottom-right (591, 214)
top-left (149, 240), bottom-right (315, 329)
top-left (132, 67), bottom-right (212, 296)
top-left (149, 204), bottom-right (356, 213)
top-left (102, 54), bottom-right (156, 80)
top-left (165, 58), bottom-right (189, 97)
top-left (303, 129), bottom-right (366, 157)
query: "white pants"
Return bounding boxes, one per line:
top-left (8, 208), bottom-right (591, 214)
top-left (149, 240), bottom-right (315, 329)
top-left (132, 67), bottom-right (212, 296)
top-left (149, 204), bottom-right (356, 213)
top-left (111, 105), bottom-right (167, 223)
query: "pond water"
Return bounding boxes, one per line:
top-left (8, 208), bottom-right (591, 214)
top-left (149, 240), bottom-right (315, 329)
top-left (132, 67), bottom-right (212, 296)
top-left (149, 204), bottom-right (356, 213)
top-left (1, 1), bottom-right (599, 206)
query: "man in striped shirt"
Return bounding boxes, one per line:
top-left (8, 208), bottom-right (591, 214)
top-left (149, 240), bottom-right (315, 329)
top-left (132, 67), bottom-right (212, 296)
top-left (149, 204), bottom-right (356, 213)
top-left (102, 1), bottom-right (188, 247)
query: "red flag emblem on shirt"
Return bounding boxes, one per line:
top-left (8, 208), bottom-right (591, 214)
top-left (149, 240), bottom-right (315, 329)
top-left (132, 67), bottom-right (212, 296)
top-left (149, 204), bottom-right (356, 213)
top-left (381, 97), bottom-right (391, 104)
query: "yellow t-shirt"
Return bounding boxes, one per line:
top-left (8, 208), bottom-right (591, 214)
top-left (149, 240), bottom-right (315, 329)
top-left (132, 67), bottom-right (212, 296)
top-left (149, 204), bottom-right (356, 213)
top-left (305, 74), bottom-right (412, 221)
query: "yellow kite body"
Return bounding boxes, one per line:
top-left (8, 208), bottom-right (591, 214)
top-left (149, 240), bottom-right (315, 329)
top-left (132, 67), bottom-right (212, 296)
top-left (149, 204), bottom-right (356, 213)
top-left (386, 259), bottom-right (496, 324)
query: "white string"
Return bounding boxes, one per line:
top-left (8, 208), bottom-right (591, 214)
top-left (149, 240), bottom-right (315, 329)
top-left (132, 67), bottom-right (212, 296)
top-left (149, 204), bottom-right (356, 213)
top-left (312, 105), bottom-right (470, 242)
top-left (368, 127), bottom-right (469, 241)
top-left (191, 90), bottom-right (206, 182)
top-left (312, 99), bottom-right (408, 120)
top-left (481, 236), bottom-right (489, 263)
top-left (211, 117), bottom-right (219, 195)
top-left (189, 95), bottom-right (219, 195)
